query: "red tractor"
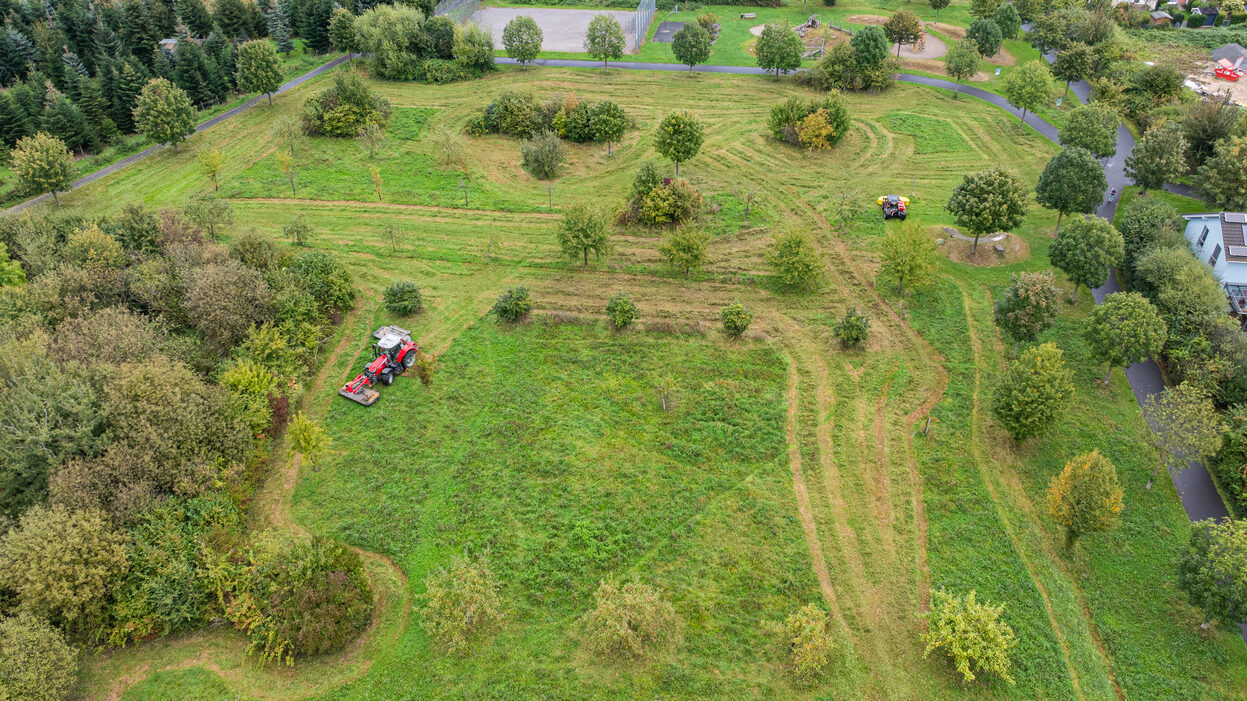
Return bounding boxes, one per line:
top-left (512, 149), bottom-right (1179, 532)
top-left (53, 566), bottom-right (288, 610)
top-left (878, 194), bottom-right (909, 220)
top-left (338, 325), bottom-right (420, 406)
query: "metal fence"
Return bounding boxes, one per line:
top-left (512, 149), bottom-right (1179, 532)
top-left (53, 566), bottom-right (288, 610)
top-left (433, 0), bottom-right (480, 24)
top-left (633, 0), bottom-right (655, 52)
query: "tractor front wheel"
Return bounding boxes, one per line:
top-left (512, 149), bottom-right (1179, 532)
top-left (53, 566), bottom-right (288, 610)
top-left (379, 371), bottom-right (394, 386)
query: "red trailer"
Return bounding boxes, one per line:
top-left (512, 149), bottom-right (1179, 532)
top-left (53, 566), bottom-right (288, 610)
top-left (1216, 57), bottom-right (1242, 81)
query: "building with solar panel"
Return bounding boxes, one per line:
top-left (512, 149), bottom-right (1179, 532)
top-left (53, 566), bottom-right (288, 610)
top-left (1183, 212), bottom-right (1247, 328)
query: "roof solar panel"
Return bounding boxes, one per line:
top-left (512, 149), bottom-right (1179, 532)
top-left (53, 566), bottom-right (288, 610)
top-left (1225, 213), bottom-right (1247, 223)
top-left (1228, 246), bottom-right (1247, 257)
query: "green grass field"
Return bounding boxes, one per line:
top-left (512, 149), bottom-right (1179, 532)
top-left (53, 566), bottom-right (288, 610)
top-left (46, 49), bottom-right (1247, 700)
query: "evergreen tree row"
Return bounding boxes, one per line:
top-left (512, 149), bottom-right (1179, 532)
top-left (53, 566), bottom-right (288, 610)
top-left (0, 0), bottom-right (360, 152)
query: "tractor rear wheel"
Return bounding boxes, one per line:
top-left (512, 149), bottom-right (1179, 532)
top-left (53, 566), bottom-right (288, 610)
top-left (402, 352), bottom-right (416, 369)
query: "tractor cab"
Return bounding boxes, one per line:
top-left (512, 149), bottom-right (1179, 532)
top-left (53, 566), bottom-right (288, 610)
top-left (375, 334), bottom-right (404, 360)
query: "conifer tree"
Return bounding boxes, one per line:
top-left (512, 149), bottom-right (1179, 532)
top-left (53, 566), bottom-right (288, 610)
top-left (303, 0), bottom-right (333, 53)
top-left (213, 40), bottom-right (237, 91)
top-left (213, 0), bottom-right (251, 40)
top-left (0, 31), bottom-right (28, 85)
top-left (176, 0), bottom-right (215, 38)
top-left (62, 49), bottom-right (88, 79)
top-left (0, 93), bottom-right (32, 146)
top-left (41, 84), bottom-right (96, 153)
top-left (76, 76), bottom-right (119, 143)
top-left (151, 48), bottom-right (174, 79)
top-left (119, 0), bottom-right (157, 63)
top-left (10, 78), bottom-right (42, 131)
top-left (112, 58), bottom-right (147, 132)
top-left (94, 20), bottom-right (121, 63)
top-left (59, 1), bottom-right (99, 74)
top-left (203, 29), bottom-right (228, 60)
top-left (7, 28), bottom-right (36, 70)
top-left (172, 38), bottom-right (222, 107)
top-left (42, 46), bottom-right (69, 93)
top-left (149, 0), bottom-right (179, 38)
top-left (268, 9), bottom-right (293, 56)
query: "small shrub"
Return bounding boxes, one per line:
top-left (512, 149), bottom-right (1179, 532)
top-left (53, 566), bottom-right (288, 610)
top-left (631, 162), bottom-right (664, 199)
top-left (768, 94), bottom-right (851, 147)
top-left (921, 589), bottom-right (1017, 685)
top-left (428, 124), bottom-right (467, 170)
top-left (658, 225), bottom-right (709, 276)
top-left (383, 281), bottom-right (424, 315)
top-left (283, 214), bottom-right (312, 247)
top-left (562, 100), bottom-right (596, 142)
top-left (766, 227), bottom-right (822, 290)
top-left (288, 412), bottom-right (332, 468)
top-left (220, 360), bottom-right (279, 436)
top-left (65, 224), bottom-right (125, 269)
top-left (0, 612), bottom-right (78, 701)
top-left (581, 579), bottom-right (681, 660)
top-left (231, 232), bottom-right (281, 270)
top-left (797, 109), bottom-right (837, 152)
top-left (289, 251), bottom-right (354, 313)
top-left (521, 129), bottom-right (566, 180)
top-left (421, 555), bottom-right (505, 654)
top-left (834, 307), bottom-right (870, 348)
top-left (300, 72), bottom-right (392, 138)
top-left (605, 292), bottom-right (639, 331)
top-left (227, 536), bottom-right (372, 665)
top-left (627, 176), bottom-right (702, 226)
top-left (105, 493), bottom-right (243, 645)
top-left (656, 376), bottom-right (676, 410)
top-left (766, 604), bottom-right (838, 683)
top-left (0, 505), bottom-right (129, 632)
top-left (721, 302), bottom-right (753, 338)
top-left (421, 58), bottom-right (463, 84)
top-left (414, 350), bottom-right (437, 386)
top-left (493, 286), bottom-right (532, 322)
top-left (483, 90), bottom-right (540, 137)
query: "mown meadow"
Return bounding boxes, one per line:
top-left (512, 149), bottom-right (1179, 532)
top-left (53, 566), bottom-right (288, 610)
top-left (34, 63), bottom-right (1245, 699)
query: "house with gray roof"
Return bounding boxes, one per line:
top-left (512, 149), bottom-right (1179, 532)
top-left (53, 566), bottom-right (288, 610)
top-left (1184, 212), bottom-right (1247, 325)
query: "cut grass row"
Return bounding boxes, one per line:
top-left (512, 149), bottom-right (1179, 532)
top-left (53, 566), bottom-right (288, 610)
top-left (56, 65), bottom-right (1247, 699)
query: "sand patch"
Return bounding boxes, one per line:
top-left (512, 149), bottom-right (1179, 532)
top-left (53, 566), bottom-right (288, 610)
top-left (842, 16), bottom-right (946, 59)
top-left (941, 232), bottom-right (1030, 267)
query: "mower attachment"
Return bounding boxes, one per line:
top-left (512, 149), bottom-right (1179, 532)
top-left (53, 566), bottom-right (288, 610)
top-left (338, 385), bottom-right (380, 406)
